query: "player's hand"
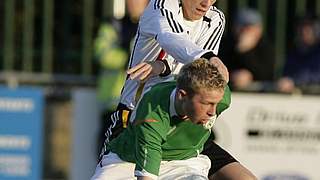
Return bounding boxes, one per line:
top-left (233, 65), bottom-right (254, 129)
top-left (209, 57), bottom-right (229, 83)
top-left (127, 61), bottom-right (165, 82)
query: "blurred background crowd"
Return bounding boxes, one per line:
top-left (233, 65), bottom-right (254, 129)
top-left (0, 0), bottom-right (320, 180)
top-left (1, 0), bottom-right (320, 93)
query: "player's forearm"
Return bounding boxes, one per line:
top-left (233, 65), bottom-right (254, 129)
top-left (157, 32), bottom-right (211, 63)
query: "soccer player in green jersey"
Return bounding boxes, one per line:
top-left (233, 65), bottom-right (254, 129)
top-left (91, 58), bottom-right (246, 179)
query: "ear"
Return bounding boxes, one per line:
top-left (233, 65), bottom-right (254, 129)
top-left (177, 89), bottom-right (188, 99)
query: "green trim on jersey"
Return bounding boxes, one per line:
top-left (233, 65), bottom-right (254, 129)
top-left (108, 81), bottom-right (231, 176)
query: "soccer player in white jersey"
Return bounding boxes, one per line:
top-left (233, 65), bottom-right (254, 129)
top-left (98, 0), bottom-right (256, 179)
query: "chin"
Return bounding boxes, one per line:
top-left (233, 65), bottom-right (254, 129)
top-left (195, 120), bottom-right (204, 125)
top-left (188, 14), bottom-right (201, 21)
top-left (192, 16), bottom-right (202, 21)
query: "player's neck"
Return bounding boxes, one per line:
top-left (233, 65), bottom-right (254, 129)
top-left (174, 97), bottom-right (188, 120)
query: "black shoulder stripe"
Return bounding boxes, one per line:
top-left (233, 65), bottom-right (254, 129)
top-left (209, 25), bottom-right (224, 50)
top-left (157, 0), bottom-right (162, 9)
top-left (207, 9), bottom-right (225, 50)
top-left (203, 22), bottom-right (221, 50)
top-left (160, 8), bottom-right (165, 16)
top-left (207, 24), bottom-right (223, 50)
top-left (162, 9), bottom-right (176, 32)
top-left (161, 0), bottom-right (165, 9)
top-left (160, 9), bottom-right (183, 33)
top-left (154, 0), bottom-right (165, 9)
top-left (213, 9), bottom-right (224, 23)
top-left (169, 11), bottom-right (182, 33)
top-left (178, 22), bottom-right (183, 32)
top-left (154, 0), bottom-right (157, 9)
top-left (154, 0), bottom-right (182, 33)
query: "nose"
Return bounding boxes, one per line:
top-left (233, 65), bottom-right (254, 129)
top-left (201, 0), bottom-right (214, 7)
top-left (207, 105), bottom-right (216, 116)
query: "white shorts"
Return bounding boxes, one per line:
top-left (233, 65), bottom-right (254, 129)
top-left (90, 152), bottom-right (211, 180)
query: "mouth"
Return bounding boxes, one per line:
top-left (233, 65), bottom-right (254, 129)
top-left (203, 115), bottom-right (217, 129)
top-left (197, 119), bottom-right (208, 125)
top-left (196, 8), bottom-right (206, 14)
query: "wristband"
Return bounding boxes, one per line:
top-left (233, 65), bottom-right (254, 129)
top-left (158, 59), bottom-right (171, 77)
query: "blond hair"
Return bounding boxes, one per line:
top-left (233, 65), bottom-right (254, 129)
top-left (177, 58), bottom-right (226, 95)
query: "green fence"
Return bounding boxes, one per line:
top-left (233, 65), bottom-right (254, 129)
top-left (1, 0), bottom-right (320, 83)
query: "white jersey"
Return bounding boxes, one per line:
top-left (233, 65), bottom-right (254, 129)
top-left (119, 0), bottom-right (225, 110)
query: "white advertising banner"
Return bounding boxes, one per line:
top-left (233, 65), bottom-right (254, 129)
top-left (214, 93), bottom-right (320, 180)
top-left (71, 89), bottom-right (100, 180)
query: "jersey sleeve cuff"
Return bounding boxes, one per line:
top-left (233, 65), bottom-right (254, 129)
top-left (135, 169), bottom-right (158, 180)
top-left (158, 59), bottom-right (172, 77)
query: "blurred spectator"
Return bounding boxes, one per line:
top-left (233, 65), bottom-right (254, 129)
top-left (94, 20), bottom-right (127, 108)
top-left (94, 0), bottom-right (149, 153)
top-left (221, 8), bottom-right (276, 91)
top-left (277, 16), bottom-right (320, 93)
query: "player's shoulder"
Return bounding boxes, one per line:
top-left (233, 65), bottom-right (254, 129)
top-left (142, 81), bottom-right (175, 99)
top-left (150, 81), bottom-right (176, 93)
top-left (204, 6), bottom-right (225, 23)
top-left (143, 81), bottom-right (173, 98)
top-left (216, 85), bottom-right (231, 115)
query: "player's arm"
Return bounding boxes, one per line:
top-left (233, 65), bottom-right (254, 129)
top-left (127, 54), bottom-right (228, 82)
top-left (169, 8), bottom-right (228, 81)
top-left (134, 121), bottom-right (163, 179)
top-left (131, 93), bottom-right (169, 179)
top-left (126, 58), bottom-right (169, 81)
top-left (140, 1), bottom-right (214, 63)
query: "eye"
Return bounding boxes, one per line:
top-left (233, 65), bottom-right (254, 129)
top-left (201, 101), bottom-right (212, 105)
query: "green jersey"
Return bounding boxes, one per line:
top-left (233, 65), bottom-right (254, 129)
top-left (108, 81), bottom-right (231, 177)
